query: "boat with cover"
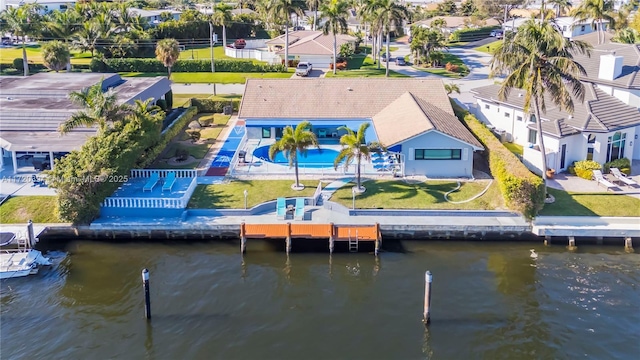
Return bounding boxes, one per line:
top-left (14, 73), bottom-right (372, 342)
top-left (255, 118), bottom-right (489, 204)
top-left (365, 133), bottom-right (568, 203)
top-left (0, 232), bottom-right (51, 279)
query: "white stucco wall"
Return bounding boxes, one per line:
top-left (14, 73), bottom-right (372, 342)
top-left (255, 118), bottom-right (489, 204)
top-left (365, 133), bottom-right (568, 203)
top-left (476, 99), bottom-right (532, 147)
top-left (595, 84), bottom-right (640, 109)
top-left (297, 55), bottom-right (333, 69)
top-left (400, 131), bottom-right (475, 178)
top-left (633, 125), bottom-right (640, 160)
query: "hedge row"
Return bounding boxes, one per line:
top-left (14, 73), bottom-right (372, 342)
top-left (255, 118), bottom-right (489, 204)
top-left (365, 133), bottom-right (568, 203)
top-left (462, 113), bottom-right (545, 219)
top-left (138, 106), bottom-right (198, 168)
top-left (91, 58), bottom-right (286, 73)
top-left (1, 59), bottom-right (91, 72)
top-left (190, 98), bottom-right (240, 113)
top-left (450, 26), bottom-right (500, 42)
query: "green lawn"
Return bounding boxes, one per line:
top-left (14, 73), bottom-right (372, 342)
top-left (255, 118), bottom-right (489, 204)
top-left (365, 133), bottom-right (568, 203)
top-left (331, 180), bottom-right (502, 210)
top-left (122, 71), bottom-right (293, 83)
top-left (504, 142), bottom-right (523, 156)
top-left (178, 45), bottom-right (269, 64)
top-left (539, 188), bottom-right (640, 217)
top-left (188, 180), bottom-right (319, 209)
top-left (413, 53), bottom-right (470, 78)
top-left (0, 45), bottom-right (92, 65)
top-left (0, 196), bottom-right (61, 223)
top-left (474, 40), bottom-right (502, 54)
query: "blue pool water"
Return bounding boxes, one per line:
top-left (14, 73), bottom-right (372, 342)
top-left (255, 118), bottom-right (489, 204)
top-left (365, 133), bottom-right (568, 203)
top-left (253, 146), bottom-right (340, 168)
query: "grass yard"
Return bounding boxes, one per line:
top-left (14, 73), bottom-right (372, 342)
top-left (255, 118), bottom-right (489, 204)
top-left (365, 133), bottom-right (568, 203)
top-left (0, 196), bottom-right (61, 223)
top-left (504, 142), bottom-right (523, 156)
top-left (122, 71), bottom-right (294, 83)
top-left (0, 45), bottom-right (92, 65)
top-left (413, 53), bottom-right (470, 78)
top-left (188, 180), bottom-right (319, 209)
top-left (325, 53), bottom-right (409, 78)
top-left (178, 45), bottom-right (269, 64)
top-left (331, 180), bottom-right (503, 210)
top-left (539, 188), bottom-right (640, 217)
top-left (474, 40), bottom-right (502, 54)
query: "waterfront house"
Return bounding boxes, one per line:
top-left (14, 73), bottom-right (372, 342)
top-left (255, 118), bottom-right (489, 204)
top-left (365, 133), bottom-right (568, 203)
top-left (472, 41), bottom-right (640, 174)
top-left (503, 17), bottom-right (609, 39)
top-left (0, 73), bottom-right (171, 174)
top-left (407, 16), bottom-right (500, 36)
top-left (239, 78), bottom-right (483, 178)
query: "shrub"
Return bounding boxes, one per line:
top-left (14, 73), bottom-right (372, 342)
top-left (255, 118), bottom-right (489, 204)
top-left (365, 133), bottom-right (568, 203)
top-left (186, 129), bottom-right (201, 143)
top-left (190, 98), bottom-right (240, 113)
top-left (175, 148), bottom-right (190, 161)
top-left (573, 160), bottom-right (602, 180)
top-left (97, 58), bottom-right (286, 73)
top-left (156, 99), bottom-right (168, 111)
top-left (603, 157), bottom-right (630, 174)
top-left (89, 58), bottom-right (109, 72)
top-left (199, 115), bottom-right (214, 127)
top-left (138, 106), bottom-right (198, 168)
top-left (462, 112), bottom-right (545, 219)
top-left (13, 58), bottom-right (23, 71)
top-left (445, 62), bottom-right (459, 73)
top-left (329, 60), bottom-right (347, 70)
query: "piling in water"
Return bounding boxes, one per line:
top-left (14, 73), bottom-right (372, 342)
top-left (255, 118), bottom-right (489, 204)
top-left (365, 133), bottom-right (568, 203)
top-left (423, 270), bottom-right (432, 326)
top-left (142, 269), bottom-right (151, 319)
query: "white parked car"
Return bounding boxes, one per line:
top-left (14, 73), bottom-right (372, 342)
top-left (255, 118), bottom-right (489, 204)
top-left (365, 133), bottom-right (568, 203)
top-left (295, 62), bottom-right (312, 76)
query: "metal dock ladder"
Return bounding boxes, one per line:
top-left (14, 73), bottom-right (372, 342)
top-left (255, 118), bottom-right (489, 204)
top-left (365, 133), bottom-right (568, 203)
top-left (348, 229), bottom-right (359, 252)
top-left (17, 233), bottom-right (28, 251)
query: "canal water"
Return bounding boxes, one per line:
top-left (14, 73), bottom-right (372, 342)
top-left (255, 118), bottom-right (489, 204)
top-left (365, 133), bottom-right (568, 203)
top-left (1, 240), bottom-right (639, 359)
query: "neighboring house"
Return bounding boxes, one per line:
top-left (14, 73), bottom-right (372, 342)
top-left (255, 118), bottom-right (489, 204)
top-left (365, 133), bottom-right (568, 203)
top-left (239, 78), bottom-right (484, 178)
top-left (472, 42), bottom-right (640, 173)
top-left (0, 73), bottom-right (172, 174)
top-left (503, 17), bottom-right (609, 39)
top-left (128, 8), bottom-right (181, 25)
top-left (2, 0), bottom-right (75, 13)
top-left (407, 16), bottom-right (500, 36)
top-left (266, 30), bottom-right (357, 68)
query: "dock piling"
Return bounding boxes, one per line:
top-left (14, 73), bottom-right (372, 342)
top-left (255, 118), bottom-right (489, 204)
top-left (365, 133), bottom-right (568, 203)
top-left (286, 222), bottom-right (292, 254)
top-left (544, 236), bottom-right (551, 246)
top-left (375, 223), bottom-right (381, 256)
top-left (568, 236), bottom-right (577, 250)
top-left (624, 237), bottom-right (633, 252)
top-left (423, 271), bottom-right (432, 326)
top-left (26, 220), bottom-right (35, 249)
top-left (240, 222), bottom-right (247, 254)
top-left (329, 222), bottom-right (334, 254)
top-left (142, 269), bottom-right (151, 319)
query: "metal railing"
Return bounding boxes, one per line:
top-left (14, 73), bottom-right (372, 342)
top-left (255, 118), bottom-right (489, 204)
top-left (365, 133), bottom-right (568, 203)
top-left (129, 169), bottom-right (198, 178)
top-left (102, 178), bottom-right (198, 209)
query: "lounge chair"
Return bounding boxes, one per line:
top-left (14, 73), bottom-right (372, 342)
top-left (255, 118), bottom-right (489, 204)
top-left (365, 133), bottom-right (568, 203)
top-left (318, 129), bottom-right (327, 138)
top-left (294, 198), bottom-right (305, 220)
top-left (162, 172), bottom-right (176, 192)
top-left (276, 197), bottom-right (286, 220)
top-left (143, 172), bottom-right (159, 192)
top-left (610, 168), bottom-right (638, 187)
top-left (592, 170), bottom-right (615, 191)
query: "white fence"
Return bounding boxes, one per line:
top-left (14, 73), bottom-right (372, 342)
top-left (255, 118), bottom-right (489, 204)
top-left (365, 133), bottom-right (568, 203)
top-left (102, 178), bottom-right (198, 208)
top-left (130, 169), bottom-right (198, 178)
top-left (224, 47), bottom-right (279, 64)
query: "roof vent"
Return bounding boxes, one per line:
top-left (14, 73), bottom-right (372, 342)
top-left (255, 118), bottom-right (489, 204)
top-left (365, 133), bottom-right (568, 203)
top-left (518, 93), bottom-right (523, 97)
top-left (6, 97), bottom-right (12, 100)
top-left (347, 87), bottom-right (353, 91)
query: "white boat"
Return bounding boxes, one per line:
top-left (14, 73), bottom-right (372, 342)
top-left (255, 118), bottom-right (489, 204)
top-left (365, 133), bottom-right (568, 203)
top-left (1, 249), bottom-right (52, 279)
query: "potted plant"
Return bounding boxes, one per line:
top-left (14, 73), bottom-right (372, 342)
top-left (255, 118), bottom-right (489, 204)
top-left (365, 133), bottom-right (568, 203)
top-left (546, 168), bottom-right (556, 179)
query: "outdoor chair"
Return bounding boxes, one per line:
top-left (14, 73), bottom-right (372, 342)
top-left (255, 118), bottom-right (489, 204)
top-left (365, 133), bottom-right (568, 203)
top-left (294, 198), bottom-right (305, 220)
top-left (318, 129), bottom-right (327, 138)
top-left (592, 170), bottom-right (615, 191)
top-left (276, 197), bottom-right (286, 220)
top-left (162, 173), bottom-right (177, 192)
top-left (610, 168), bottom-right (638, 187)
top-left (143, 172), bottom-right (160, 192)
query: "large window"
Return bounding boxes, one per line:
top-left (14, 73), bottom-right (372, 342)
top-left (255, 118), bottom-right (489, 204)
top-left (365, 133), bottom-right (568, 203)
top-left (414, 149), bottom-right (461, 160)
top-left (606, 132), bottom-right (626, 162)
top-left (528, 129), bottom-right (537, 144)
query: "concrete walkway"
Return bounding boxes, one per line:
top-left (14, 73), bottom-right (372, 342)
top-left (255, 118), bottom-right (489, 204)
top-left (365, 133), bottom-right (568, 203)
top-left (321, 178), bottom-right (354, 200)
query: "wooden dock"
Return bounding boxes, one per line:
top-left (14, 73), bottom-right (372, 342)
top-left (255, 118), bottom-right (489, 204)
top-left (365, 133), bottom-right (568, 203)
top-left (240, 222), bottom-right (382, 254)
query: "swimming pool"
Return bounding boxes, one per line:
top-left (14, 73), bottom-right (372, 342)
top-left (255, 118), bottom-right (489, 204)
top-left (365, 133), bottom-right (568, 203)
top-left (252, 145), bottom-right (341, 168)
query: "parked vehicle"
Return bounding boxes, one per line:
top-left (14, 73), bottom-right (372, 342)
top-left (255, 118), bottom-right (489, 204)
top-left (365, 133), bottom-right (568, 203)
top-left (395, 57), bottom-right (406, 66)
top-left (490, 30), bottom-right (504, 39)
top-left (295, 62), bottom-right (312, 76)
top-left (381, 53), bottom-right (391, 62)
top-left (234, 38), bottom-right (246, 49)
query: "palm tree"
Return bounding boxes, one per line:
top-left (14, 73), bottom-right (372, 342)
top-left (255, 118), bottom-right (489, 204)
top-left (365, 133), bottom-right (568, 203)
top-left (155, 38), bottom-right (181, 79)
top-left (73, 22), bottom-right (102, 57)
top-left (572, 0), bottom-right (615, 44)
top-left (491, 19), bottom-right (591, 192)
top-left (46, 9), bottom-right (83, 71)
top-left (212, 2), bottom-right (233, 47)
top-left (444, 83), bottom-right (460, 95)
top-left (60, 83), bottom-right (133, 134)
top-left (1, 4), bottom-right (43, 76)
top-left (320, 0), bottom-right (349, 74)
top-left (42, 41), bottom-right (70, 72)
top-left (269, 121), bottom-right (319, 190)
top-left (306, 0), bottom-right (322, 31)
top-left (612, 28), bottom-right (639, 44)
top-left (267, 0), bottom-right (306, 69)
top-left (366, 0), bottom-right (409, 77)
top-left (548, 0), bottom-right (572, 17)
top-left (334, 123), bottom-right (384, 192)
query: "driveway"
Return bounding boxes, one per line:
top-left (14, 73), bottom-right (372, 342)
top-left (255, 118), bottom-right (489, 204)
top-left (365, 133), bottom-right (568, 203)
top-left (291, 69), bottom-right (326, 78)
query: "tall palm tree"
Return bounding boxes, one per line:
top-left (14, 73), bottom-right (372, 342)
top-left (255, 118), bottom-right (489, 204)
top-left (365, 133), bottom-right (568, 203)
top-left (269, 121), bottom-right (319, 190)
top-left (212, 2), bottom-right (233, 47)
top-left (572, 0), bottom-right (615, 44)
top-left (73, 21), bottom-right (102, 57)
top-left (1, 4), bottom-right (43, 76)
top-left (491, 19), bottom-right (591, 192)
top-left (366, 0), bottom-right (409, 77)
top-left (306, 0), bottom-right (322, 30)
top-left (46, 9), bottom-right (82, 71)
top-left (320, 0), bottom-right (349, 74)
top-left (266, 0), bottom-right (306, 70)
top-left (60, 83), bottom-right (133, 134)
top-left (444, 83), bottom-right (460, 95)
top-left (155, 38), bottom-right (181, 79)
top-left (548, 0), bottom-right (572, 17)
top-left (42, 40), bottom-right (70, 72)
top-left (334, 123), bottom-right (384, 192)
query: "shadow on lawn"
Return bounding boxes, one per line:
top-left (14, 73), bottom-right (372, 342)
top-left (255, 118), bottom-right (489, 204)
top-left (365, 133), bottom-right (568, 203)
top-left (187, 186), bottom-right (235, 208)
top-left (539, 188), bottom-right (599, 216)
top-left (336, 181), bottom-right (456, 205)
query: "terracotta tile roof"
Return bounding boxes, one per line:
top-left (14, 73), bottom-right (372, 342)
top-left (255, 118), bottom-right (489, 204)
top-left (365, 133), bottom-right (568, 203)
top-left (267, 31), bottom-right (356, 56)
top-left (472, 83), bottom-right (640, 137)
top-left (240, 79), bottom-right (483, 148)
